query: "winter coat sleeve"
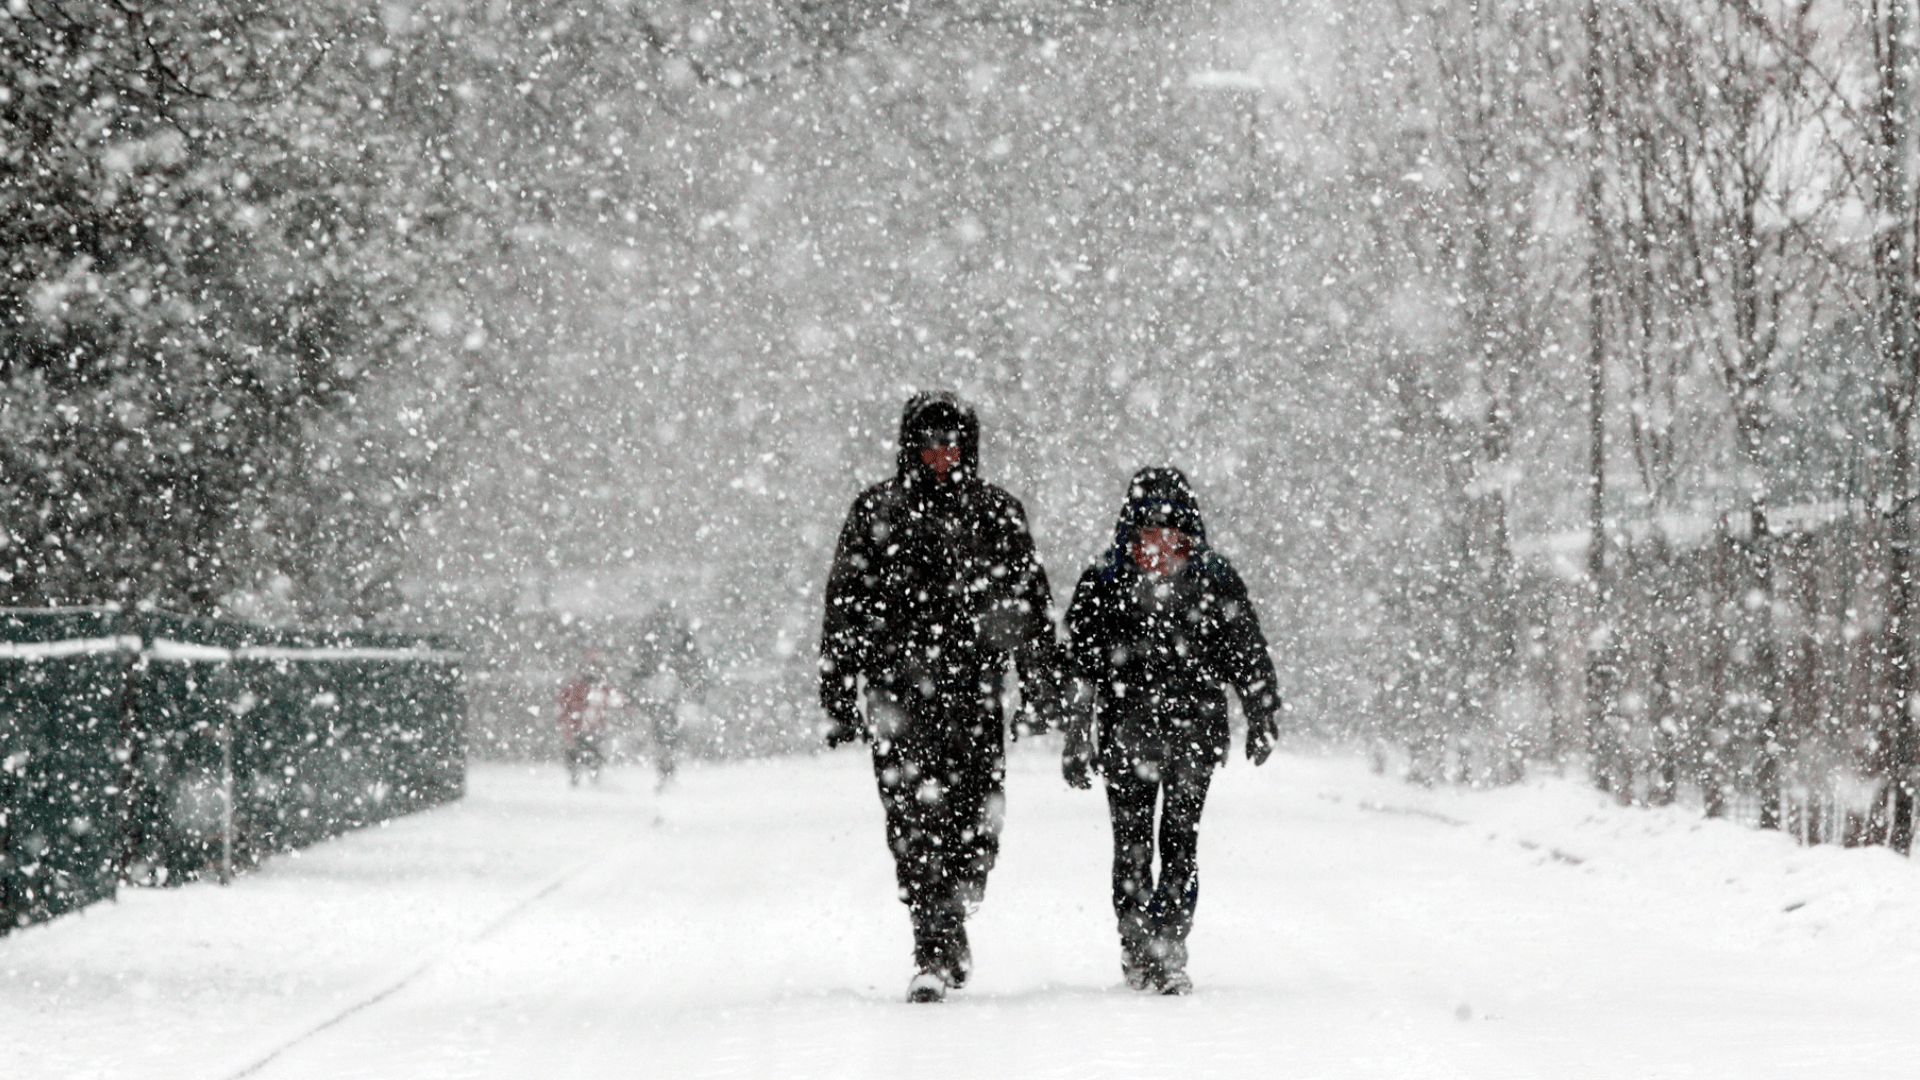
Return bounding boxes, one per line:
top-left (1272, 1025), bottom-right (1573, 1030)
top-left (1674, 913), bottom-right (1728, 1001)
top-left (1061, 567), bottom-right (1109, 738)
top-left (1056, 575), bottom-right (1099, 784)
top-left (991, 493), bottom-right (1073, 731)
top-left (1011, 615), bottom-right (1071, 733)
top-left (819, 490), bottom-right (881, 725)
top-left (1208, 558), bottom-right (1282, 731)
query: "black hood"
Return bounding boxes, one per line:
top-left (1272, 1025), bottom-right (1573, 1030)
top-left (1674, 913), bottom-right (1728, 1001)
top-left (1117, 466), bottom-right (1206, 541)
top-left (1098, 466), bottom-right (1210, 578)
top-left (895, 390), bottom-right (980, 487)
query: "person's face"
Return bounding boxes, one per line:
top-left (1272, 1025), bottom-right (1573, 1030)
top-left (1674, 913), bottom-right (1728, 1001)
top-left (918, 430), bottom-right (961, 479)
top-left (1131, 526), bottom-right (1192, 579)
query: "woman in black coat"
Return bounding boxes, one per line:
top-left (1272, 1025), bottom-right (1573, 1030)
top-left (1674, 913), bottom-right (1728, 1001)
top-left (1062, 466), bottom-right (1281, 994)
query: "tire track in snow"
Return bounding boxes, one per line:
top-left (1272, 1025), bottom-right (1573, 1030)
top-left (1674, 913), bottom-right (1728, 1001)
top-left (218, 854), bottom-right (599, 1080)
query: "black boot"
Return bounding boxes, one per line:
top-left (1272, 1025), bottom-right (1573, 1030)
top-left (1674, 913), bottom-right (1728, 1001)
top-left (909, 900), bottom-right (967, 1000)
top-left (946, 919), bottom-right (972, 989)
top-left (907, 969), bottom-right (946, 1003)
top-left (1151, 937), bottom-right (1191, 995)
top-left (1119, 910), bottom-right (1158, 991)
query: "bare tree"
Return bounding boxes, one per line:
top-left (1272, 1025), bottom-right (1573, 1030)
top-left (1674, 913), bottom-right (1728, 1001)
top-left (1599, 1), bottom-right (1843, 827)
top-left (1860, 0), bottom-right (1920, 850)
top-left (1359, 0), bottom-right (1573, 781)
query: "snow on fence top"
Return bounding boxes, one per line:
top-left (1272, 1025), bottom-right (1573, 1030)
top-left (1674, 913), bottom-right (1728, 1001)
top-left (0, 637), bottom-right (466, 663)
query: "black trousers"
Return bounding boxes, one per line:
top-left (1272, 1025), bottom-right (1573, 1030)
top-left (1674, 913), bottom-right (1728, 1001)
top-left (870, 697), bottom-right (1005, 972)
top-left (1105, 754), bottom-right (1212, 946)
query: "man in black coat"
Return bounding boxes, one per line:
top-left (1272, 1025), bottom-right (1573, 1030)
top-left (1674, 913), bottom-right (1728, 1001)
top-left (820, 391), bottom-right (1069, 1003)
top-left (1062, 466), bottom-right (1282, 995)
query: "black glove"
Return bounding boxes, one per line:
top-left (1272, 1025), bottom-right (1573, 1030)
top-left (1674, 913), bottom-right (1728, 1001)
top-left (1246, 710), bottom-right (1277, 766)
top-left (1016, 708), bottom-right (1049, 739)
top-left (823, 708), bottom-right (867, 748)
top-left (1062, 752), bottom-right (1093, 790)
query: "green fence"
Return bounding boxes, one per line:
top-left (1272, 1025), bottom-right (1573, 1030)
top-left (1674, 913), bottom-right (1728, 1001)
top-left (0, 609), bottom-right (464, 932)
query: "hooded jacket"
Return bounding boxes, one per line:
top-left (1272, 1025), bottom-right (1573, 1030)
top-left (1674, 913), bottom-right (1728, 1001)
top-left (820, 392), bottom-right (1066, 738)
top-left (1066, 467), bottom-right (1280, 769)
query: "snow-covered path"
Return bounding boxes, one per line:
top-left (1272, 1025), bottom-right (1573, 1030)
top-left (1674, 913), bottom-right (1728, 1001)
top-left (8, 743), bottom-right (1920, 1079)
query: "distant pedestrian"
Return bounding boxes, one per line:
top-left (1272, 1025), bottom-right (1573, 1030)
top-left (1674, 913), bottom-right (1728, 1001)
top-left (632, 602), bottom-right (705, 792)
top-left (558, 651), bottom-right (619, 786)
top-left (820, 391), bottom-right (1071, 1003)
top-left (1062, 466), bottom-right (1282, 995)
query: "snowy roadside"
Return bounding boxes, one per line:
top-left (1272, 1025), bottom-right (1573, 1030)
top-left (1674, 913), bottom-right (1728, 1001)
top-left (1336, 755), bottom-right (1920, 964)
top-left (0, 765), bottom-right (623, 1080)
top-left (4, 744), bottom-right (1919, 1079)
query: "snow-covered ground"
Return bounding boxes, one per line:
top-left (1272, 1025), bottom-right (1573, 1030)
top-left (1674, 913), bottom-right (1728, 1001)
top-left (7, 741), bottom-right (1920, 1079)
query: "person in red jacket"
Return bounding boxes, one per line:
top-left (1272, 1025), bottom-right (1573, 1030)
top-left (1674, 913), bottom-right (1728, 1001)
top-left (557, 650), bottom-right (617, 786)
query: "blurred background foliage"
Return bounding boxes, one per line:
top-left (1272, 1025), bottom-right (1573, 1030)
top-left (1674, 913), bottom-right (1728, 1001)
top-left (1, 0), bottom-right (1905, 773)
